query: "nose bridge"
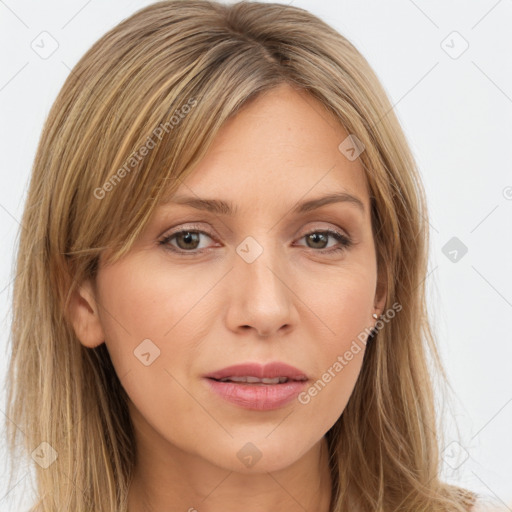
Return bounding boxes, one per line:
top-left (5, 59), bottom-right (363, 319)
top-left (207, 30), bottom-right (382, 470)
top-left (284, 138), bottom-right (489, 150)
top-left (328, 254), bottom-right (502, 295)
top-left (229, 232), bottom-right (295, 330)
top-left (234, 233), bottom-right (286, 296)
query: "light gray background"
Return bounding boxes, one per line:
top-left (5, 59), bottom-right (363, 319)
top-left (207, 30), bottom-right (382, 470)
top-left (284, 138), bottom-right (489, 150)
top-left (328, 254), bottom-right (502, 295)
top-left (1, 0), bottom-right (511, 510)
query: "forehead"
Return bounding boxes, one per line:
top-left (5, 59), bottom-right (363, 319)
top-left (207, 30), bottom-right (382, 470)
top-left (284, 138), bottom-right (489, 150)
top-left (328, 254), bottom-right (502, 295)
top-left (162, 84), bottom-right (370, 214)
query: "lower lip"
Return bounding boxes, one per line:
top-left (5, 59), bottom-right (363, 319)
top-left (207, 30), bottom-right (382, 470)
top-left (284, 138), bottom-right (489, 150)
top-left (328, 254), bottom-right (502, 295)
top-left (204, 378), bottom-right (308, 411)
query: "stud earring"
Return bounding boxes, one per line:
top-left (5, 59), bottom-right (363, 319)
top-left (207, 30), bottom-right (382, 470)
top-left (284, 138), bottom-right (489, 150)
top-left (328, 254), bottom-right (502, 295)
top-left (372, 313), bottom-right (378, 319)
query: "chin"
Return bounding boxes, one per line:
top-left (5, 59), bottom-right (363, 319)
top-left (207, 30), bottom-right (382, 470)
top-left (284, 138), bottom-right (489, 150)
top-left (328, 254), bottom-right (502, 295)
top-left (206, 436), bottom-right (311, 474)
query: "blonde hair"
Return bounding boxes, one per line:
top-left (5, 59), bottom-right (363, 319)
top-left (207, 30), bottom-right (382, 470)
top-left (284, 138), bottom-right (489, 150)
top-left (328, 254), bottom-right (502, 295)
top-left (6, 1), bottom-right (477, 510)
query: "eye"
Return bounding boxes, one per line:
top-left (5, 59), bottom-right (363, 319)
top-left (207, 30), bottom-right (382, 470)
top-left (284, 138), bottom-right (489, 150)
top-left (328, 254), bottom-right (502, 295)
top-left (157, 225), bottom-right (353, 256)
top-left (158, 227), bottom-right (216, 254)
top-left (296, 229), bottom-right (352, 254)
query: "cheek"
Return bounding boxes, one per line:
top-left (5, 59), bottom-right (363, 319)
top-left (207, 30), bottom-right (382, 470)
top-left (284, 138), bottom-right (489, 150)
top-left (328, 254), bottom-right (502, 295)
top-left (323, 271), bottom-right (374, 374)
top-left (95, 259), bottom-right (217, 427)
top-left (95, 263), bottom-right (202, 442)
top-left (292, 265), bottom-right (375, 424)
top-left (299, 258), bottom-right (377, 346)
top-left (96, 259), bottom-right (208, 363)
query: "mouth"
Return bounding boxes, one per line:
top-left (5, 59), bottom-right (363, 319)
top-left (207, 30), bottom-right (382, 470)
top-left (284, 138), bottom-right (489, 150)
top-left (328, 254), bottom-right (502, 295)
top-left (203, 362), bottom-right (310, 411)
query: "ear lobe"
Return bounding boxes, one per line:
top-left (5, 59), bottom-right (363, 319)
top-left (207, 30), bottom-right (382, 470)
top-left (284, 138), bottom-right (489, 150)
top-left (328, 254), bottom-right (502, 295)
top-left (67, 278), bottom-right (105, 348)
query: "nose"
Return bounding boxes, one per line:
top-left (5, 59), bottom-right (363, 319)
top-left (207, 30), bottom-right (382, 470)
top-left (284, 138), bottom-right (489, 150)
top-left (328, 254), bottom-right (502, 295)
top-left (224, 239), bottom-right (298, 339)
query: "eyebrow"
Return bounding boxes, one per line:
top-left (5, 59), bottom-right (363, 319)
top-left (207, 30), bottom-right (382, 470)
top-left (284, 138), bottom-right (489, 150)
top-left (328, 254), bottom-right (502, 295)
top-left (162, 192), bottom-right (365, 216)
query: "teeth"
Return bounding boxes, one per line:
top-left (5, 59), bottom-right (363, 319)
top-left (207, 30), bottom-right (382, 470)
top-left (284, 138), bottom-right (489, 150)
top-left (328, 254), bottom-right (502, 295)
top-left (262, 377), bottom-right (281, 384)
top-left (218, 376), bottom-right (289, 384)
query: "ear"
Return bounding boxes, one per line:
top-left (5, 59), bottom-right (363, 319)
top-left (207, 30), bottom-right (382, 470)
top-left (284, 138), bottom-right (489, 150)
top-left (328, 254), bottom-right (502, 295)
top-left (67, 278), bottom-right (105, 348)
top-left (373, 261), bottom-right (388, 316)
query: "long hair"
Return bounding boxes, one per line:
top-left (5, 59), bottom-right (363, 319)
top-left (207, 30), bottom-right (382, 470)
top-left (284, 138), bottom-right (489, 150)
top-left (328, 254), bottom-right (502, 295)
top-left (5, 1), bottom-right (477, 510)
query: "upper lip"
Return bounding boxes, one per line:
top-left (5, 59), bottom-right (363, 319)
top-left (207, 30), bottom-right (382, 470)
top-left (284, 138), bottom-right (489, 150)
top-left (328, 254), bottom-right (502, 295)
top-left (204, 362), bottom-right (309, 381)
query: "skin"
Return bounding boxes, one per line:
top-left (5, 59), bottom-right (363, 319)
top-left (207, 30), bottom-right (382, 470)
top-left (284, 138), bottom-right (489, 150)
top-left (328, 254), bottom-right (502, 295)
top-left (69, 83), bottom-right (386, 512)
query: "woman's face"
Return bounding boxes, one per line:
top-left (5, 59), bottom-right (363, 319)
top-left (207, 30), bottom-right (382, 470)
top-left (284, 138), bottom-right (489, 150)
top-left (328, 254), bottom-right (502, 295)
top-left (74, 83), bottom-right (385, 474)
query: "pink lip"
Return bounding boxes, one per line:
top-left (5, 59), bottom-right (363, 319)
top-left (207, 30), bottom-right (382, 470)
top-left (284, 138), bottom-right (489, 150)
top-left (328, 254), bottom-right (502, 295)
top-left (205, 379), bottom-right (308, 410)
top-left (203, 362), bottom-right (309, 411)
top-left (204, 361), bottom-right (309, 381)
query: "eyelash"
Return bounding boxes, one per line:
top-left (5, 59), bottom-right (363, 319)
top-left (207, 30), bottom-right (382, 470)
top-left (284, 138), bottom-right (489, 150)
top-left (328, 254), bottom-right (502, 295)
top-left (157, 224), bottom-right (353, 257)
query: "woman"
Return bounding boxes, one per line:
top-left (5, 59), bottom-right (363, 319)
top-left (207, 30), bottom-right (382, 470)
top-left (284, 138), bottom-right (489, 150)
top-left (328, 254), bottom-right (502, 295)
top-left (5, 1), bottom-right (501, 510)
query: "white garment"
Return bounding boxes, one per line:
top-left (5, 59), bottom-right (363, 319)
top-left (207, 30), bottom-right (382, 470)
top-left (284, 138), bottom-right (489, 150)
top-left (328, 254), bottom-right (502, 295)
top-left (471, 495), bottom-right (512, 511)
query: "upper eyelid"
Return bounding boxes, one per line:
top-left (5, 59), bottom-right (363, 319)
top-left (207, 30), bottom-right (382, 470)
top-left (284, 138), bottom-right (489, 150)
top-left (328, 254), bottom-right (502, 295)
top-left (155, 207), bottom-right (360, 235)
